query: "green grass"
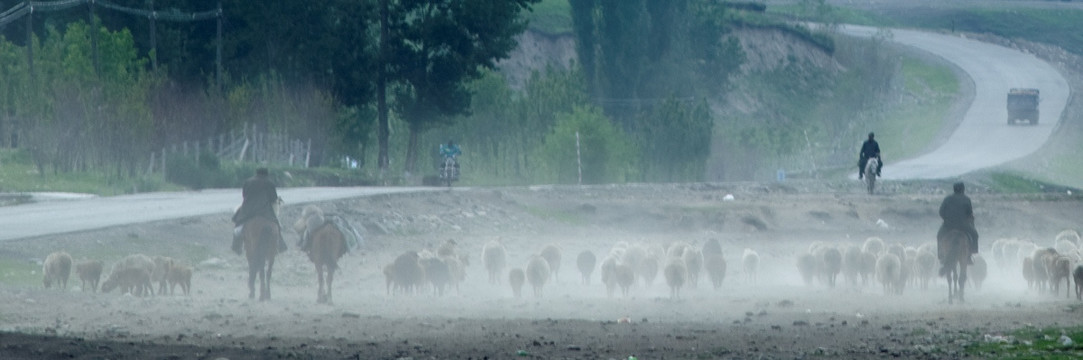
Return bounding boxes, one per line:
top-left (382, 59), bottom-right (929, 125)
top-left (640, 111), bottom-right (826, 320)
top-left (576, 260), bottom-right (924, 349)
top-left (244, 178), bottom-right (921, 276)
top-left (0, 258), bottom-right (41, 287)
top-left (525, 0), bottom-right (572, 35)
top-left (878, 57), bottom-right (960, 161)
top-left (889, 8), bottom-right (1083, 57)
top-left (522, 205), bottom-right (585, 226)
top-left (0, 149), bottom-right (179, 196)
top-left (966, 326), bottom-right (1083, 359)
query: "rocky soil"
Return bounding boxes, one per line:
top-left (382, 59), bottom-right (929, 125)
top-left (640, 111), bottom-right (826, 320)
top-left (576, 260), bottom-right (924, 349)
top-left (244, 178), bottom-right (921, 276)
top-left (2, 181), bottom-right (1083, 359)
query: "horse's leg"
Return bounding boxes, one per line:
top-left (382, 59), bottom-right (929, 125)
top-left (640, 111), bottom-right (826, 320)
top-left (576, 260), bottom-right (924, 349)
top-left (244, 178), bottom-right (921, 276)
top-left (263, 255), bottom-right (275, 301)
top-left (959, 263), bottom-right (967, 303)
top-left (248, 261), bottom-right (258, 299)
top-left (316, 264), bottom-right (326, 304)
top-left (327, 265), bottom-right (335, 305)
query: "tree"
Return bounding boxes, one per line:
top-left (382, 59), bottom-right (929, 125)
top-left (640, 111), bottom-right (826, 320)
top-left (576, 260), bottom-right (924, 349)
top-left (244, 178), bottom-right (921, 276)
top-left (381, 0), bottom-right (541, 176)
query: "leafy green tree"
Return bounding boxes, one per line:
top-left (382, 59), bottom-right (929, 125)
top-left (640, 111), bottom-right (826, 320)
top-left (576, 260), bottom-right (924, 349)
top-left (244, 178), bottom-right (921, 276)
top-left (537, 105), bottom-right (635, 184)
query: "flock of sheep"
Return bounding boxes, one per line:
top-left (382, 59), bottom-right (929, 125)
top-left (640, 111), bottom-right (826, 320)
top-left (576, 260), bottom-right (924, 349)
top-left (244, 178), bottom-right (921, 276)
top-left (991, 229), bottom-right (1083, 299)
top-left (42, 251), bottom-right (192, 297)
top-left (382, 237), bottom-right (762, 300)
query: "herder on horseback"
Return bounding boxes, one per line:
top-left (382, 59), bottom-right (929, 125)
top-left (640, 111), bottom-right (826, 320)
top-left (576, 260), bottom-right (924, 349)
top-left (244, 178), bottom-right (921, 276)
top-left (938, 182), bottom-right (979, 275)
top-left (231, 167), bottom-right (288, 255)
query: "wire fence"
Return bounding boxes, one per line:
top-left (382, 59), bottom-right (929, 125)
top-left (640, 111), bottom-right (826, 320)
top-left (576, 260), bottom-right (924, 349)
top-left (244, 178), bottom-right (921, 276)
top-left (0, 0), bottom-right (220, 27)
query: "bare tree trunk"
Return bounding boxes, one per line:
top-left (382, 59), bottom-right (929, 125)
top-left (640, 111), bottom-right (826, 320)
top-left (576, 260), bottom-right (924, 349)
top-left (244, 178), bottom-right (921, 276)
top-left (404, 124), bottom-right (419, 177)
top-left (376, 0), bottom-right (390, 178)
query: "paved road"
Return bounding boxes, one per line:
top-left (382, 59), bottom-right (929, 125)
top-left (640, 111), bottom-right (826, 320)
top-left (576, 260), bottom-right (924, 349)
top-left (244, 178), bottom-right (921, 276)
top-left (0, 187), bottom-right (439, 241)
top-left (841, 25), bottom-right (1070, 179)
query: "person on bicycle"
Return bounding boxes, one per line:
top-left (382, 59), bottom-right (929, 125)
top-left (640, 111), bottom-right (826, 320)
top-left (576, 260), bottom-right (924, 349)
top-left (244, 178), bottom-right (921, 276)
top-left (439, 140), bottom-right (461, 175)
top-left (858, 132), bottom-right (882, 180)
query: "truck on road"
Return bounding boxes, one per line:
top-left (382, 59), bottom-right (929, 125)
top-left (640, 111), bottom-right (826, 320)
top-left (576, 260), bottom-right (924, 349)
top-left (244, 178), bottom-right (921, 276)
top-left (1007, 88), bottom-right (1039, 125)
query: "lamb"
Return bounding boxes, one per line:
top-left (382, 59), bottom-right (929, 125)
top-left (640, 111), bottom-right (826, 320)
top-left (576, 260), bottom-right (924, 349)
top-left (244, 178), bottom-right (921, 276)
top-left (682, 247), bottom-right (703, 288)
top-left (508, 268), bottom-right (526, 298)
top-left (742, 248), bottom-right (759, 284)
top-left (1073, 265), bottom-right (1083, 300)
top-left (540, 244), bottom-right (563, 281)
top-left (968, 253), bottom-right (988, 291)
top-left (875, 253), bottom-right (902, 295)
top-left (663, 257), bottom-right (687, 299)
top-left (166, 259), bottom-right (193, 296)
top-left (526, 255), bottom-right (551, 297)
top-left (481, 239), bottom-right (507, 284)
top-left (703, 252), bottom-right (727, 290)
top-left (75, 259), bottom-right (103, 292)
top-left (43, 251), bottom-right (73, 290)
top-left (576, 250), bottom-right (597, 284)
top-left (796, 252), bottom-right (818, 286)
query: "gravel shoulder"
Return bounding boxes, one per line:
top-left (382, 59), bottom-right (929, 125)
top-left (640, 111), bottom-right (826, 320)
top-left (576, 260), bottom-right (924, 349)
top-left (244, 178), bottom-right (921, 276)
top-left (3, 182), bottom-right (1083, 359)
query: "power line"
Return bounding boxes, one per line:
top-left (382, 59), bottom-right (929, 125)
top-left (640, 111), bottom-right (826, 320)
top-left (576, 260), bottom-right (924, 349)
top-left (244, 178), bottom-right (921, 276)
top-left (0, 0), bottom-right (220, 27)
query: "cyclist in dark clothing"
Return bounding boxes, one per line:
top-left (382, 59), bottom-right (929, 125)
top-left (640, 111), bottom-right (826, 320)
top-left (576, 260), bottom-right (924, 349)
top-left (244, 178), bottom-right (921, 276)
top-left (231, 168), bottom-right (288, 255)
top-left (938, 182), bottom-right (979, 273)
top-left (859, 132), bottom-right (882, 179)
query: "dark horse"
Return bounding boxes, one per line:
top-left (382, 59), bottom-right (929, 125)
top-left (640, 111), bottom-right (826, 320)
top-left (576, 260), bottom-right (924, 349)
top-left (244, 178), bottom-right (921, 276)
top-left (938, 229), bottom-right (970, 304)
top-left (242, 216), bottom-right (280, 301)
top-left (306, 222), bottom-right (347, 304)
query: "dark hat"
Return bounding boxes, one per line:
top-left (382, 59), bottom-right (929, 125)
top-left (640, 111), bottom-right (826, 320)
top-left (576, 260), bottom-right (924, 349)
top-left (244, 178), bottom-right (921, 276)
top-left (953, 182), bottom-right (965, 193)
top-left (868, 132), bottom-right (875, 138)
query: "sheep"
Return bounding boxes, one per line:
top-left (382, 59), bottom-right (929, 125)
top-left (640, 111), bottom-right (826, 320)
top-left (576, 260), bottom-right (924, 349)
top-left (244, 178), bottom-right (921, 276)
top-left (43, 251), bottom-right (73, 290)
top-left (600, 255), bottom-right (620, 298)
top-left (663, 257), bottom-right (687, 299)
top-left (857, 250), bottom-right (877, 286)
top-left (540, 244), bottom-right (563, 281)
top-left (481, 240), bottom-right (507, 284)
top-left (1022, 256), bottom-right (1036, 290)
top-left (166, 260), bottom-right (193, 296)
top-left (152, 255), bottom-right (175, 295)
top-left (526, 255), bottom-right (551, 297)
top-left (796, 252), bottom-right (818, 286)
top-left (1032, 248), bottom-right (1058, 292)
top-left (576, 250), bottom-right (597, 285)
top-left (1074, 265), bottom-right (1083, 300)
top-left (615, 262), bottom-right (636, 297)
top-left (638, 254), bottom-right (660, 286)
top-left (886, 243), bottom-right (906, 263)
top-left (667, 241), bottom-right (692, 259)
top-left (1056, 239), bottom-right (1078, 256)
top-left (915, 249), bottom-right (938, 290)
top-left (968, 253), bottom-right (988, 291)
top-left (682, 247), bottom-right (704, 288)
top-left (421, 256), bottom-right (452, 296)
top-left (101, 267), bottom-right (153, 296)
top-left (508, 268), bottom-right (526, 298)
top-left (742, 248), bottom-right (759, 284)
top-left (1056, 229), bottom-right (1081, 248)
top-left (436, 238), bottom-right (458, 259)
top-left (703, 252), bottom-right (727, 290)
top-left (841, 244), bottom-right (862, 286)
top-left (1048, 255), bottom-right (1072, 298)
top-left (875, 253), bottom-right (902, 295)
top-left (384, 251), bottom-right (425, 295)
top-left (702, 238), bottom-right (723, 256)
top-left (819, 246), bottom-right (842, 287)
top-left (443, 255), bottom-right (466, 293)
top-left (863, 237), bottom-right (885, 256)
top-left (101, 254), bottom-right (156, 296)
top-left (75, 259), bottom-right (103, 292)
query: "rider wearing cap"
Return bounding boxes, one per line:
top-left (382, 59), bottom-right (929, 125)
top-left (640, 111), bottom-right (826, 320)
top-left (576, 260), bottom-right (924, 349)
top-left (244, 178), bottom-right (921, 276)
top-left (858, 132), bottom-right (882, 180)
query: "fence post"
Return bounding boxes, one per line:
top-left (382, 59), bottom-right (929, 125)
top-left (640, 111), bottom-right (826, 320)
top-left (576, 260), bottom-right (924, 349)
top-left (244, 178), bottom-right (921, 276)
top-left (161, 147), bottom-right (167, 180)
top-left (576, 131), bottom-right (582, 185)
top-left (306, 138), bottom-right (311, 168)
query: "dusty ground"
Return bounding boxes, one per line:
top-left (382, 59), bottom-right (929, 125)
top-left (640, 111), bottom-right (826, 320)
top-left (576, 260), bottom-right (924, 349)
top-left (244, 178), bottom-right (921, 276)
top-left (2, 181), bottom-right (1083, 359)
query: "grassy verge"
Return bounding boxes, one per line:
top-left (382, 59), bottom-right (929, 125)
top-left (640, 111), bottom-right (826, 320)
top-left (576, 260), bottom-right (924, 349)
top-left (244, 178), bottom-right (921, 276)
top-left (0, 149), bottom-right (177, 196)
top-left (525, 0), bottom-right (572, 35)
top-left (878, 57), bottom-right (960, 161)
top-left (0, 259), bottom-right (41, 287)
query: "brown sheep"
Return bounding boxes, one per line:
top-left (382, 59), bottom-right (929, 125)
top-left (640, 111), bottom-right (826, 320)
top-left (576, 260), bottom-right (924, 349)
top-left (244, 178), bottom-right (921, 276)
top-left (664, 257), bottom-right (687, 299)
top-left (1022, 256), bottom-right (1036, 290)
top-left (526, 255), bottom-right (551, 297)
top-left (1073, 265), bottom-right (1083, 300)
top-left (43, 251), bottom-right (73, 289)
top-left (167, 260), bottom-right (193, 296)
top-left (540, 244), bottom-right (563, 281)
top-left (509, 268), bottom-right (526, 298)
top-left (421, 256), bottom-right (451, 297)
top-left (481, 240), bottom-right (507, 284)
top-left (101, 267), bottom-right (153, 296)
top-left (152, 255), bottom-right (175, 295)
top-left (576, 250), bottom-right (596, 285)
top-left (75, 259), bottom-right (103, 292)
top-left (384, 251), bottom-right (425, 295)
top-left (819, 246), bottom-right (842, 287)
top-left (1048, 255), bottom-right (1072, 298)
top-left (703, 252), bottom-right (727, 290)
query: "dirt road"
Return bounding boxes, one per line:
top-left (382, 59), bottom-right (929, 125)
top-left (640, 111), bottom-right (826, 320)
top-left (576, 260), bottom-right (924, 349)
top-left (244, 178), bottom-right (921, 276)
top-left (3, 182), bottom-right (1083, 359)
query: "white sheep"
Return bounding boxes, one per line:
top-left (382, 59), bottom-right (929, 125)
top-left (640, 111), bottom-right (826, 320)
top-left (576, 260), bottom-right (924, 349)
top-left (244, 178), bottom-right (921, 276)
top-left (508, 268), bottom-right (526, 298)
top-left (819, 246), bottom-right (842, 287)
top-left (841, 244), bottom-right (862, 286)
top-left (796, 252), bottom-right (818, 286)
top-left (481, 239), bottom-right (507, 284)
top-left (742, 248), bottom-right (759, 284)
top-left (875, 253), bottom-right (902, 295)
top-left (600, 255), bottom-right (620, 298)
top-left (968, 253), bottom-right (988, 291)
top-left (663, 257), bottom-right (687, 299)
top-left (682, 247), bottom-right (704, 288)
top-left (540, 243), bottom-right (563, 281)
top-left (577, 250), bottom-right (597, 284)
top-left (914, 249), bottom-right (938, 290)
top-left (703, 252), bottom-right (727, 290)
top-left (858, 250), bottom-right (878, 286)
top-left (862, 237), bottom-right (885, 256)
top-left (43, 251), bottom-right (73, 290)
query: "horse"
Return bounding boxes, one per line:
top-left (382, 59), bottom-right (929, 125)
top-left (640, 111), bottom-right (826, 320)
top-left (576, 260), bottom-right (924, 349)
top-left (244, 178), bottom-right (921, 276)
top-left (938, 229), bottom-right (970, 304)
top-left (864, 157), bottom-right (879, 194)
top-left (305, 221), bottom-right (347, 304)
top-left (242, 216), bottom-right (280, 301)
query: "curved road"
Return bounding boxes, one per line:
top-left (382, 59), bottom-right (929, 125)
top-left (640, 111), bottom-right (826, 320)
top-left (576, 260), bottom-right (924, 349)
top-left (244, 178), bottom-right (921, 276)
top-left (842, 25), bottom-right (1070, 180)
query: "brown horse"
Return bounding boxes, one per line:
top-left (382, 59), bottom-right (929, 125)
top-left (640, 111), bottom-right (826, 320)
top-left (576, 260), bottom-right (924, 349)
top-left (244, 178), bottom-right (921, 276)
top-left (242, 216), bottom-right (280, 301)
top-left (306, 222), bottom-right (347, 304)
top-left (938, 229), bottom-right (970, 304)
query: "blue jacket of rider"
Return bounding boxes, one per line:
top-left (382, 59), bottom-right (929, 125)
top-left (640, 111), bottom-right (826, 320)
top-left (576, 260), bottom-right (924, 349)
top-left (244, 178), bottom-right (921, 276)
top-left (440, 143), bottom-right (462, 159)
